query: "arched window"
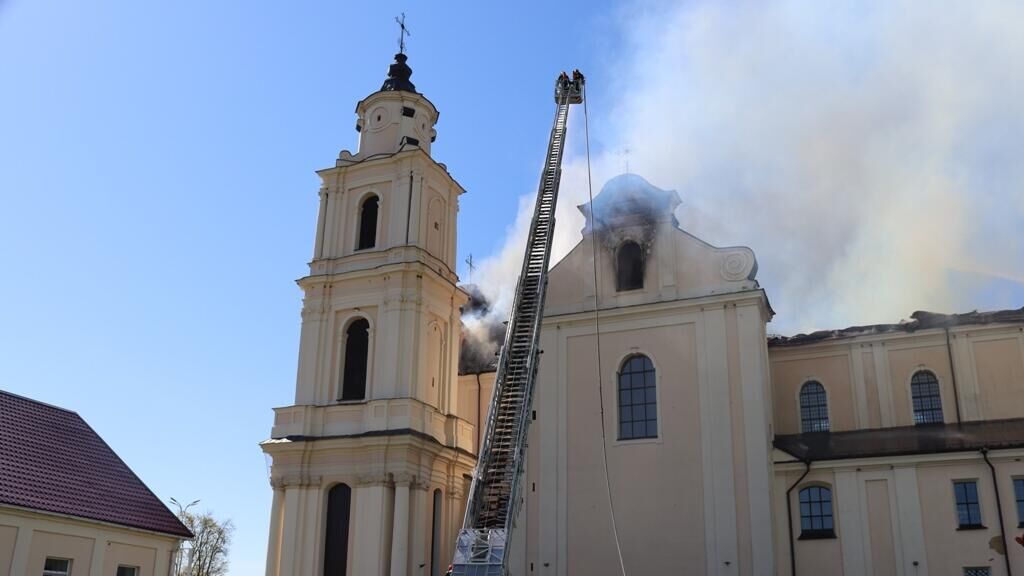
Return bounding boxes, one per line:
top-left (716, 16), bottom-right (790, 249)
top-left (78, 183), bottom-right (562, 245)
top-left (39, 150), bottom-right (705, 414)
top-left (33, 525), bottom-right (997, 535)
top-left (799, 381), bottom-right (830, 433)
top-left (618, 354), bottom-right (657, 440)
top-left (911, 369), bottom-right (943, 425)
top-left (357, 195), bottom-right (379, 250)
top-left (430, 489), bottom-right (443, 576)
top-left (616, 241), bottom-right (644, 291)
top-left (340, 319), bottom-right (369, 401)
top-left (323, 483), bottom-right (352, 575)
top-left (798, 485), bottom-right (835, 539)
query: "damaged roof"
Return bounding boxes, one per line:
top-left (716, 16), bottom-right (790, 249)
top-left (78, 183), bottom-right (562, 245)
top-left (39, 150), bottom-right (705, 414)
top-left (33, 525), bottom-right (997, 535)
top-left (0, 390), bottom-right (192, 538)
top-left (769, 306), bottom-right (1024, 347)
top-left (774, 417), bottom-right (1024, 461)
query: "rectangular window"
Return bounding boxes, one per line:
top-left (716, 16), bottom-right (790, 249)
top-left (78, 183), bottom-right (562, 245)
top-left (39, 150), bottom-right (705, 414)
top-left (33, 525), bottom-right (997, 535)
top-left (117, 567), bottom-right (139, 576)
top-left (1015, 478), bottom-right (1024, 527)
top-left (964, 568), bottom-right (991, 576)
top-left (954, 480), bottom-right (984, 529)
top-left (42, 558), bottom-right (71, 576)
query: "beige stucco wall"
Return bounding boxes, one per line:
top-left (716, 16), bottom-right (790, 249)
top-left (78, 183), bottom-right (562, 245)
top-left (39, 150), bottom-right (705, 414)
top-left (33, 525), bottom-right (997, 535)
top-left (564, 325), bottom-right (705, 574)
top-left (516, 286), bottom-right (774, 575)
top-left (916, 457), bottom-right (1024, 576)
top-left (773, 468), bottom-right (844, 576)
top-left (0, 526), bottom-right (15, 576)
top-left (973, 336), bottom-right (1024, 420)
top-left (886, 343), bottom-right (956, 427)
top-left (0, 507), bottom-right (179, 576)
top-left (456, 372), bottom-right (495, 454)
top-left (771, 353), bottom-right (857, 433)
top-left (543, 217), bottom-right (758, 319)
top-left (263, 435), bottom-right (475, 576)
top-left (770, 324), bottom-right (1024, 432)
top-left (775, 452), bottom-right (1024, 576)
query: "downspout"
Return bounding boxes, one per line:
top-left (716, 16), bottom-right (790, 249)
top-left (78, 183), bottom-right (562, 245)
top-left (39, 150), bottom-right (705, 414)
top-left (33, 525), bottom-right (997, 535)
top-left (982, 448), bottom-right (1013, 576)
top-left (945, 327), bottom-right (963, 424)
top-left (786, 459), bottom-right (812, 576)
top-left (474, 372), bottom-right (483, 454)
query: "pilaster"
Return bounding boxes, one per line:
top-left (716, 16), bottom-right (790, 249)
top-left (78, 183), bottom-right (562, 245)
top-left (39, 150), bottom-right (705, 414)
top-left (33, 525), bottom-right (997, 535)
top-left (265, 480), bottom-right (285, 576)
top-left (390, 474), bottom-right (413, 576)
top-left (353, 475), bottom-right (394, 576)
top-left (90, 536), bottom-right (107, 575)
top-left (9, 526), bottom-right (31, 576)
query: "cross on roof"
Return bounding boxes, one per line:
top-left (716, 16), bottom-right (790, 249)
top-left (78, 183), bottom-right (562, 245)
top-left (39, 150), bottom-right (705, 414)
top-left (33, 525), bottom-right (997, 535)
top-left (395, 13), bottom-right (411, 54)
top-left (465, 253), bottom-right (476, 283)
top-left (617, 147), bottom-right (632, 173)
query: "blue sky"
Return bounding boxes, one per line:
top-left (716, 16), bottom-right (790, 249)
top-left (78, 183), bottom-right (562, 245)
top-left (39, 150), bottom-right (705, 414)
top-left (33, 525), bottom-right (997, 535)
top-left (0, 0), bottom-right (626, 572)
top-left (4, 1), bottom-right (1024, 573)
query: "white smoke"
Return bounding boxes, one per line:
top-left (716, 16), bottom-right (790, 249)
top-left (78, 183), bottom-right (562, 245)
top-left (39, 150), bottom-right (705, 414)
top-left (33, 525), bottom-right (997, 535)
top-left (470, 0), bottom-right (1024, 334)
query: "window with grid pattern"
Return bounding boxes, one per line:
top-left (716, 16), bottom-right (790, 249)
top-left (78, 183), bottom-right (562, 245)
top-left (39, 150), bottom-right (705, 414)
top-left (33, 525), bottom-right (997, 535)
top-left (799, 381), bottom-right (830, 433)
top-left (618, 354), bottom-right (657, 440)
top-left (954, 480), bottom-right (984, 528)
top-left (963, 568), bottom-right (991, 576)
top-left (42, 558), bottom-right (71, 576)
top-left (911, 370), bottom-right (943, 424)
top-left (798, 485), bottom-right (835, 539)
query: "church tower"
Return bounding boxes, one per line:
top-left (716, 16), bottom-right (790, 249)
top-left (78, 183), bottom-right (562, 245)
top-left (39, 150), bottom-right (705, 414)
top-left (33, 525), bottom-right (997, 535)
top-left (262, 53), bottom-right (476, 576)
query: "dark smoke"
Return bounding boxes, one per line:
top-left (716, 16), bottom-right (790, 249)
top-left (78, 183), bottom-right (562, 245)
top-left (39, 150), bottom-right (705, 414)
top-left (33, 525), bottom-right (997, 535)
top-left (459, 284), bottom-right (505, 375)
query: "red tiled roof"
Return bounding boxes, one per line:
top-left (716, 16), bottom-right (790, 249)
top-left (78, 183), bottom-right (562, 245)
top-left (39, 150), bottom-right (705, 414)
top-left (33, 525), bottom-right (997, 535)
top-left (0, 390), bottom-right (192, 538)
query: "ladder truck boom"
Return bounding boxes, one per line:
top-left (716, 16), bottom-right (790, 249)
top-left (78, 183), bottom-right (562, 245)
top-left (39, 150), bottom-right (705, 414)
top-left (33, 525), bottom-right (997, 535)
top-left (451, 71), bottom-right (584, 576)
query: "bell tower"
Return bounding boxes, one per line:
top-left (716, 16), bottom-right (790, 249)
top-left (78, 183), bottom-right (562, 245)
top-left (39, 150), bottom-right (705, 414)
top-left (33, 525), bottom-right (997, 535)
top-left (263, 51), bottom-right (476, 576)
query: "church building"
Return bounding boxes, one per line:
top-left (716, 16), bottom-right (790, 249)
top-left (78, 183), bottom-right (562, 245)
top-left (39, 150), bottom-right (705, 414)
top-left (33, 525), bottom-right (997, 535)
top-left (262, 53), bottom-right (1024, 576)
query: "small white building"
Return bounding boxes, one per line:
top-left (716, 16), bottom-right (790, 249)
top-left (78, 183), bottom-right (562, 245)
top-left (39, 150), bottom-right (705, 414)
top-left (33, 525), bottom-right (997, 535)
top-left (0, 391), bottom-right (191, 576)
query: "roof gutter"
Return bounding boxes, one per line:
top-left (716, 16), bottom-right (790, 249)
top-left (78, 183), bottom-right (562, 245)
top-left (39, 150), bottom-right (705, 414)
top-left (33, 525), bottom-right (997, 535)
top-left (785, 459), bottom-right (812, 576)
top-left (0, 503), bottom-right (191, 540)
top-left (982, 447), bottom-right (1013, 576)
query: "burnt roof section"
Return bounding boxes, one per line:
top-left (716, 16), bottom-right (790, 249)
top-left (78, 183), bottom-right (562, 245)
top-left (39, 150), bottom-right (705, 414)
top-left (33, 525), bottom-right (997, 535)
top-left (0, 390), bottom-right (192, 538)
top-left (380, 53), bottom-right (417, 93)
top-left (769, 306), bottom-right (1024, 348)
top-left (578, 173), bottom-right (681, 233)
top-left (774, 417), bottom-right (1024, 461)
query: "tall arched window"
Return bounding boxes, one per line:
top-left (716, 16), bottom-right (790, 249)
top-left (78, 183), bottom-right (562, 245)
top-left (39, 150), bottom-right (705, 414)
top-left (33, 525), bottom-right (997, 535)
top-left (618, 354), bottom-right (657, 440)
top-left (340, 319), bottom-right (369, 401)
top-left (616, 241), bottom-right (644, 291)
top-left (798, 485), bottom-right (835, 539)
top-left (357, 195), bottom-right (379, 250)
top-left (799, 381), bottom-right (830, 433)
top-left (430, 488), bottom-right (443, 576)
top-left (911, 369), bottom-right (943, 425)
top-left (323, 483), bottom-right (352, 575)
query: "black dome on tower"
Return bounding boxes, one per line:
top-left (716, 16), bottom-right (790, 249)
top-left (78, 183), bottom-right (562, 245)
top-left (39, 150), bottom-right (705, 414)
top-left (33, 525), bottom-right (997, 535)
top-left (380, 53), bottom-right (417, 93)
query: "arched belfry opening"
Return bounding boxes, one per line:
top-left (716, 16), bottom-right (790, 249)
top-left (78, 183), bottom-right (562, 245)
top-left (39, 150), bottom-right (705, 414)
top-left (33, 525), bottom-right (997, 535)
top-left (357, 195), bottom-right (379, 250)
top-left (323, 483), bottom-right (351, 575)
top-left (340, 319), bottom-right (370, 401)
top-left (616, 240), bottom-right (644, 291)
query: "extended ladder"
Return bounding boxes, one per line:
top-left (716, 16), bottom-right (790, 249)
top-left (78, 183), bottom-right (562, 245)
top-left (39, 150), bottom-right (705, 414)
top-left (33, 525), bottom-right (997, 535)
top-left (451, 71), bottom-right (584, 576)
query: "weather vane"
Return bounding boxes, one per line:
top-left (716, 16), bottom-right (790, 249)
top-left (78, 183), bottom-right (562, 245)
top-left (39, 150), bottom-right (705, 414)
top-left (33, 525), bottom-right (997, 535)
top-left (395, 13), bottom-right (411, 54)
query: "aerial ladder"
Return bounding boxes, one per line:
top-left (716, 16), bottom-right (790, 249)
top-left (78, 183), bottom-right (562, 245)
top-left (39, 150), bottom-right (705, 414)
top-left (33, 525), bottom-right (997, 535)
top-left (451, 71), bottom-right (584, 576)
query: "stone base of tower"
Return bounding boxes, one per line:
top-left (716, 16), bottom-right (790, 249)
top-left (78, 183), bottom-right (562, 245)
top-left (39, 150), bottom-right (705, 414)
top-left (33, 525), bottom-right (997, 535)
top-left (263, 433), bottom-right (475, 576)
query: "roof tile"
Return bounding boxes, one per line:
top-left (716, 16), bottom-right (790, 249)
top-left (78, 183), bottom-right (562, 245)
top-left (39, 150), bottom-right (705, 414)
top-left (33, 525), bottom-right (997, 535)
top-left (0, 390), bottom-right (192, 538)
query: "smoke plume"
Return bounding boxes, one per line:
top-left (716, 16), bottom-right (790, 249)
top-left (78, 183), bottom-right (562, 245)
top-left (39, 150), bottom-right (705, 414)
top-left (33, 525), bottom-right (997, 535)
top-left (468, 0), bottom-right (1024, 335)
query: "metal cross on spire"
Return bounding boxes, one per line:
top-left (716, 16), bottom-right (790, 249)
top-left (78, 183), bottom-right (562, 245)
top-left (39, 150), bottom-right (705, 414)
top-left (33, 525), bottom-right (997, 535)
top-left (617, 147), bottom-right (632, 173)
top-left (395, 13), bottom-right (411, 54)
top-left (465, 253), bottom-right (476, 283)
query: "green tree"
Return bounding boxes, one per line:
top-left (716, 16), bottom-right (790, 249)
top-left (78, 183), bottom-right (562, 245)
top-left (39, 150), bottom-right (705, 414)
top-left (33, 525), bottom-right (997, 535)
top-left (170, 498), bottom-right (233, 576)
